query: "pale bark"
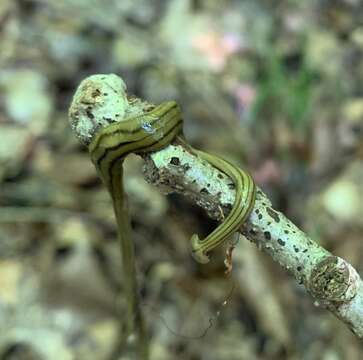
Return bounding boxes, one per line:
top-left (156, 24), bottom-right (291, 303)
top-left (69, 74), bottom-right (363, 340)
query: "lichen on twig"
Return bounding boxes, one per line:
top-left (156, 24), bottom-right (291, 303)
top-left (69, 73), bottom-right (363, 340)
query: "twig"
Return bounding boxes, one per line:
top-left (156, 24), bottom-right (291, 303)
top-left (68, 74), bottom-right (363, 341)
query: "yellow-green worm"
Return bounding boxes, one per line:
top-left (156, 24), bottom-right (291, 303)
top-left (89, 100), bottom-right (256, 264)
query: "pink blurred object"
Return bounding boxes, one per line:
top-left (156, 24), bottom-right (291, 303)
top-left (234, 84), bottom-right (256, 113)
top-left (252, 159), bottom-right (282, 185)
top-left (222, 33), bottom-right (243, 54)
top-left (192, 31), bottom-right (242, 71)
